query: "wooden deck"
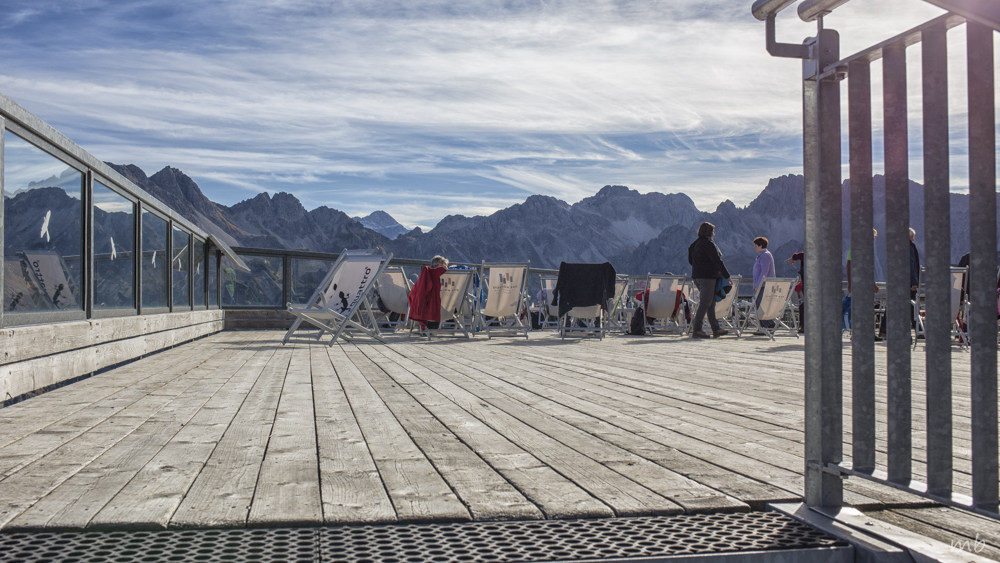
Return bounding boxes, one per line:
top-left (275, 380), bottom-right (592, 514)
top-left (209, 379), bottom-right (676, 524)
top-left (1, 329), bottom-right (998, 555)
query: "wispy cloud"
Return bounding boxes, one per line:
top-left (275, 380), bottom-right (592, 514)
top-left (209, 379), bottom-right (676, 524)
top-left (0, 0), bottom-right (972, 228)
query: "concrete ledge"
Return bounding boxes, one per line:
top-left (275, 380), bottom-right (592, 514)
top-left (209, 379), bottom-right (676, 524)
top-left (0, 310), bottom-right (224, 401)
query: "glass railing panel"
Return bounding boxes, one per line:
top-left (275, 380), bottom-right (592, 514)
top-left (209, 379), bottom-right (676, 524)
top-left (172, 227), bottom-right (190, 310)
top-left (222, 254), bottom-right (282, 307)
top-left (93, 181), bottom-right (135, 310)
top-left (208, 252), bottom-right (219, 307)
top-left (290, 258), bottom-right (334, 305)
top-left (192, 238), bottom-right (206, 307)
top-left (3, 130), bottom-right (84, 315)
top-left (141, 210), bottom-right (168, 310)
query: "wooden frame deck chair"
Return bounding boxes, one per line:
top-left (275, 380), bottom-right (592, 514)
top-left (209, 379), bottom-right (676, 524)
top-left (607, 275), bottom-right (632, 334)
top-left (283, 250), bottom-right (392, 345)
top-left (913, 266), bottom-right (969, 349)
top-left (715, 275), bottom-right (743, 337)
top-left (478, 262), bottom-right (530, 339)
top-left (372, 266), bottom-right (412, 332)
top-left (553, 262), bottom-right (616, 340)
top-left (643, 275), bottom-right (689, 335)
top-left (538, 275), bottom-right (561, 329)
top-left (414, 269), bottom-right (477, 339)
top-left (743, 277), bottom-right (798, 340)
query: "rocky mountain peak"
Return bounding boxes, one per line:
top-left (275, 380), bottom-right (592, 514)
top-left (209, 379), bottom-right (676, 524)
top-left (595, 185), bottom-right (635, 198)
top-left (353, 210), bottom-right (408, 239)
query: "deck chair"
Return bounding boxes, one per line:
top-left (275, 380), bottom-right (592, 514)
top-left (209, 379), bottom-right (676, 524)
top-left (743, 277), bottom-right (798, 340)
top-left (642, 275), bottom-right (689, 335)
top-left (372, 266), bottom-right (411, 332)
top-left (284, 250), bottom-right (392, 345)
top-left (478, 262), bottom-right (530, 339)
top-left (537, 275), bottom-right (561, 329)
top-left (715, 275), bottom-right (743, 337)
top-left (553, 263), bottom-right (616, 340)
top-left (913, 266), bottom-right (969, 349)
top-left (413, 269), bottom-right (477, 339)
top-left (607, 276), bottom-right (632, 334)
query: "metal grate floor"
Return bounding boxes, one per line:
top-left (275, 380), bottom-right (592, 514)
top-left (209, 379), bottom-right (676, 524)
top-left (0, 512), bottom-right (846, 563)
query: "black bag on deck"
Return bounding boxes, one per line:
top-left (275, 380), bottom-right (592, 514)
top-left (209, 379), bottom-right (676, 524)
top-left (629, 307), bottom-right (646, 335)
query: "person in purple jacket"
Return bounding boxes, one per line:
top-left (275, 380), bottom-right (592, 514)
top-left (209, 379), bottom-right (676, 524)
top-left (752, 237), bottom-right (776, 330)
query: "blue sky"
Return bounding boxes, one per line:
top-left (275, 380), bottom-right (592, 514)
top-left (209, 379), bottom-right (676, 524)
top-left (0, 0), bottom-right (975, 229)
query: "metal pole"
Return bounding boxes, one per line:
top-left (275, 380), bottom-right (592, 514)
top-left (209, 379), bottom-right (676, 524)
top-left (966, 20), bottom-right (998, 513)
top-left (804, 28), bottom-right (844, 508)
top-left (136, 202), bottom-right (143, 315)
top-left (167, 221), bottom-right (174, 312)
top-left (921, 22), bottom-right (952, 496)
top-left (84, 170), bottom-right (94, 319)
top-left (882, 41), bottom-right (912, 485)
top-left (0, 121), bottom-right (5, 329)
top-left (848, 59), bottom-right (875, 473)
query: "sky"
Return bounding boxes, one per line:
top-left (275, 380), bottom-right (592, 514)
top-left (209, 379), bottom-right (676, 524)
top-left (0, 0), bottom-right (986, 230)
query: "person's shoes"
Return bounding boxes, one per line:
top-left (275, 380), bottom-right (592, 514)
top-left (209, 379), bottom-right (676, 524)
top-left (874, 334), bottom-right (884, 342)
top-left (692, 330), bottom-right (711, 339)
top-left (797, 327), bottom-right (805, 334)
top-left (712, 329), bottom-right (729, 338)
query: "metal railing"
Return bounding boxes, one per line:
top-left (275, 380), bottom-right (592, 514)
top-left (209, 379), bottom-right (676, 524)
top-left (752, 0), bottom-right (998, 516)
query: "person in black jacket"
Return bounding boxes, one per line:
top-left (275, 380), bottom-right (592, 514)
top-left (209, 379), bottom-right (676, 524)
top-left (688, 222), bottom-right (732, 338)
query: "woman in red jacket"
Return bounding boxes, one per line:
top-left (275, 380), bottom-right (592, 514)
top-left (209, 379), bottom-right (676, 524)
top-left (408, 255), bottom-right (449, 330)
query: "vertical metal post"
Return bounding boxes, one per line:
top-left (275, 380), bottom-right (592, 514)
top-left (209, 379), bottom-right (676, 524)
top-left (804, 29), bottom-right (844, 508)
top-left (136, 203), bottom-right (143, 315)
top-left (848, 59), bottom-right (876, 473)
top-left (921, 22), bottom-right (952, 496)
top-left (967, 21), bottom-right (998, 513)
top-left (0, 121), bottom-right (5, 329)
top-left (882, 42), bottom-right (912, 484)
top-left (84, 170), bottom-right (94, 320)
top-left (283, 254), bottom-right (292, 307)
top-left (167, 222), bottom-right (174, 312)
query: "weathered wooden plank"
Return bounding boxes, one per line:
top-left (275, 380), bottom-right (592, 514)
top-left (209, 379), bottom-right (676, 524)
top-left (354, 345), bottom-right (543, 521)
top-left (88, 344), bottom-right (287, 530)
top-left (329, 345), bottom-right (470, 523)
top-left (865, 509), bottom-right (1000, 561)
top-left (0, 335), bottom-right (267, 530)
top-left (169, 345), bottom-right (288, 528)
top-left (311, 346), bottom-right (396, 524)
top-left (247, 346), bottom-right (323, 527)
top-left (362, 344), bottom-right (611, 520)
top-left (385, 344), bottom-right (680, 517)
top-left (0, 310), bottom-right (225, 366)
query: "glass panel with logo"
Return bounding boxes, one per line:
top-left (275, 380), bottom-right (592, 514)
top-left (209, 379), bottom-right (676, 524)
top-left (172, 227), bottom-right (190, 310)
top-left (141, 210), bottom-right (168, 309)
top-left (192, 238), bottom-right (206, 307)
top-left (93, 182), bottom-right (135, 310)
top-left (222, 255), bottom-right (282, 307)
top-left (3, 131), bottom-right (84, 315)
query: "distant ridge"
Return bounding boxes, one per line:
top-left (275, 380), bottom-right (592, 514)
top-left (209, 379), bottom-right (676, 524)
top-left (95, 166), bottom-right (998, 279)
top-left (353, 210), bottom-right (408, 240)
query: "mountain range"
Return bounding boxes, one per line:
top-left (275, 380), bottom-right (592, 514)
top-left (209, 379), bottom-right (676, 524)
top-left (67, 165), bottom-right (998, 279)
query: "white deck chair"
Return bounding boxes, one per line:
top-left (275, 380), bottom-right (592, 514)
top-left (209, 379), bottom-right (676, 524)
top-left (538, 275), bottom-right (561, 329)
top-left (284, 250), bottom-right (392, 345)
top-left (743, 277), bottom-right (798, 340)
top-left (373, 266), bottom-right (411, 331)
top-left (414, 269), bottom-right (477, 339)
top-left (479, 262), bottom-right (530, 339)
top-left (715, 275), bottom-right (743, 337)
top-left (643, 275), bottom-right (688, 335)
top-left (559, 303), bottom-right (605, 339)
top-left (914, 266), bottom-right (968, 349)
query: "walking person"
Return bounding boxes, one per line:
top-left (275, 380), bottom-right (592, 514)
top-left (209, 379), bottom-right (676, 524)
top-left (785, 251), bottom-right (805, 332)
top-left (688, 222), bottom-right (732, 338)
top-left (752, 237), bottom-right (776, 331)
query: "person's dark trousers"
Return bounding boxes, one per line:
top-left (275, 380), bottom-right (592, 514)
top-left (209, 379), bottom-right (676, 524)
top-left (755, 286), bottom-right (776, 328)
top-left (692, 278), bottom-right (720, 333)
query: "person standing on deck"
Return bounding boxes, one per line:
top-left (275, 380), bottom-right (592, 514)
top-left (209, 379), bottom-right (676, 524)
top-left (688, 222), bottom-right (732, 339)
top-left (785, 251), bottom-right (805, 333)
top-left (752, 237), bottom-right (777, 330)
